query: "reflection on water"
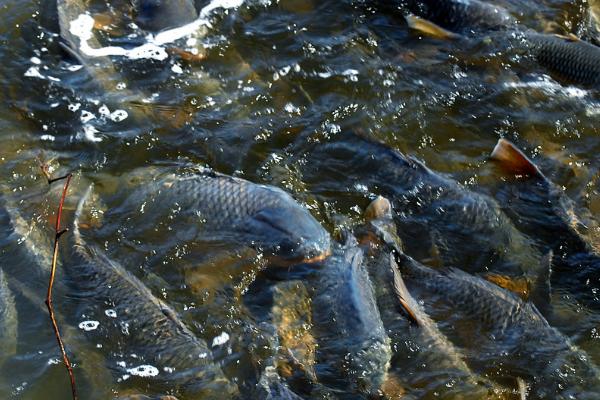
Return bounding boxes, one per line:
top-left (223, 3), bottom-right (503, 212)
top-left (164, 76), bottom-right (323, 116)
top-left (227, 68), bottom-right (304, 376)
top-left (1, 0), bottom-right (600, 398)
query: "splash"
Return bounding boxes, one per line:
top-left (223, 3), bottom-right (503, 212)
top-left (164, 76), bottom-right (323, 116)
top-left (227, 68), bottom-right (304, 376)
top-left (69, 0), bottom-right (246, 61)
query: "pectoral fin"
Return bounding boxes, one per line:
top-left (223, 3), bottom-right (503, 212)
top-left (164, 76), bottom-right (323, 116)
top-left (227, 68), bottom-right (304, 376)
top-left (167, 47), bottom-right (207, 63)
top-left (484, 273), bottom-right (530, 300)
top-left (390, 254), bottom-right (420, 326)
top-left (553, 33), bottom-right (580, 42)
top-left (490, 138), bottom-right (544, 178)
top-left (405, 15), bottom-right (461, 40)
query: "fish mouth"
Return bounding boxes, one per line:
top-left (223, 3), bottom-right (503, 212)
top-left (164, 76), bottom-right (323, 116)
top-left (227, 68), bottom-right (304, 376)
top-left (301, 247), bottom-right (332, 263)
top-left (266, 247), bottom-right (332, 267)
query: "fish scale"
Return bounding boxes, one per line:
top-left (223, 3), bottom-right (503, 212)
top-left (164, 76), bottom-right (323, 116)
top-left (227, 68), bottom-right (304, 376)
top-left (0, 268), bottom-right (17, 359)
top-left (299, 133), bottom-right (543, 277)
top-left (68, 187), bottom-right (239, 399)
top-left (526, 33), bottom-right (600, 87)
top-left (396, 251), bottom-right (600, 398)
top-left (311, 239), bottom-right (392, 397)
top-left (111, 169), bottom-right (331, 261)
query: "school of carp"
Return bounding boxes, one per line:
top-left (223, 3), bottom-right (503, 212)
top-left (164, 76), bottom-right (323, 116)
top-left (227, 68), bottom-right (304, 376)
top-left (2, 0), bottom-right (600, 399)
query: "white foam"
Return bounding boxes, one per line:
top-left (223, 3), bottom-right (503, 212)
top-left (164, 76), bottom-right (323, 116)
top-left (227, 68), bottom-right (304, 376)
top-left (109, 109), bottom-right (128, 122)
top-left (126, 364), bottom-right (159, 377)
top-left (171, 64), bottom-right (184, 74)
top-left (78, 320), bottom-right (100, 331)
top-left (98, 104), bottom-right (110, 117)
top-left (68, 103), bottom-right (81, 112)
top-left (504, 77), bottom-right (588, 99)
top-left (40, 134), bottom-right (56, 142)
top-left (80, 110), bottom-right (96, 123)
top-left (212, 331), bottom-right (230, 347)
top-left (199, 0), bottom-right (245, 18)
top-left (284, 103), bottom-right (300, 114)
top-left (68, 0), bottom-right (246, 61)
top-left (24, 66), bottom-right (45, 79)
top-left (82, 124), bottom-right (102, 143)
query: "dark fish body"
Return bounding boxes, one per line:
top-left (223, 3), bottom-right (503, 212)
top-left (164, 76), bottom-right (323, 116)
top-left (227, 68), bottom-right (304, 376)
top-left (395, 251), bottom-right (600, 399)
top-left (133, 0), bottom-right (198, 32)
top-left (311, 239), bottom-right (391, 396)
top-left (254, 369), bottom-right (304, 400)
top-left (298, 133), bottom-right (541, 277)
top-left (490, 139), bottom-right (595, 255)
top-left (362, 198), bottom-right (516, 399)
top-left (69, 188), bottom-right (238, 398)
top-left (116, 169), bottom-right (331, 261)
top-left (489, 139), bottom-right (600, 309)
top-left (0, 269), bottom-right (17, 359)
top-left (384, 2), bottom-right (600, 87)
top-left (524, 32), bottom-right (600, 87)
top-left (397, 0), bottom-right (516, 32)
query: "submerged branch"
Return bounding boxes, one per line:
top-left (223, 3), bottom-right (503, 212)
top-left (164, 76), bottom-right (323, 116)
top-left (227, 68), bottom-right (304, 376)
top-left (42, 169), bottom-right (78, 400)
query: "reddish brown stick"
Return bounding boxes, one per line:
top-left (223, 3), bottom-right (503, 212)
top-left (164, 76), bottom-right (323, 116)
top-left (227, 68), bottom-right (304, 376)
top-left (43, 171), bottom-right (78, 400)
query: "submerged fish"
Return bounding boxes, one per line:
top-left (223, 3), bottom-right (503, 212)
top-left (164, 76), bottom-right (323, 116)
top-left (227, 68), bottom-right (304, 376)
top-left (388, 1), bottom-right (600, 87)
top-left (362, 197), bottom-right (517, 399)
top-left (0, 269), bottom-right (17, 360)
top-left (68, 186), bottom-right (238, 399)
top-left (489, 138), bottom-right (600, 309)
top-left (242, 310), bottom-right (309, 400)
top-left (395, 247), bottom-right (600, 398)
top-left (297, 132), bottom-right (541, 277)
top-left (254, 367), bottom-right (304, 400)
top-left (310, 236), bottom-right (392, 397)
top-left (132, 0), bottom-right (198, 32)
top-left (270, 280), bottom-right (317, 383)
top-left (112, 168), bottom-right (331, 262)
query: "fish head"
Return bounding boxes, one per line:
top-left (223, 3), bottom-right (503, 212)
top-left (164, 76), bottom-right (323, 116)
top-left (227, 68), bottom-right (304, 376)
top-left (364, 196), bottom-right (404, 253)
top-left (244, 204), bottom-right (331, 263)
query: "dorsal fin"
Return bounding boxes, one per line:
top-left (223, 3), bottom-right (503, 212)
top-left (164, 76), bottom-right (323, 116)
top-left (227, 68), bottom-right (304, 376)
top-left (405, 14), bottom-right (461, 40)
top-left (484, 273), bottom-right (530, 300)
top-left (490, 138), bottom-right (544, 178)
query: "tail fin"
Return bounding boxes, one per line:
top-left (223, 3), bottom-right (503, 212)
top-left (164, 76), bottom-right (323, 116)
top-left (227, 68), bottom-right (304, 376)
top-left (73, 185), bottom-right (94, 247)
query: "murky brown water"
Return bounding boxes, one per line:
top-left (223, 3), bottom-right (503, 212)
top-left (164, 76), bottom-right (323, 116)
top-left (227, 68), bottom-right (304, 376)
top-left (1, 0), bottom-right (600, 399)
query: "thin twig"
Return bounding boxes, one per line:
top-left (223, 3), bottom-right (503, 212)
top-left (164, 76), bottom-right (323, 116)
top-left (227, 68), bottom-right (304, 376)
top-left (43, 171), bottom-right (78, 400)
